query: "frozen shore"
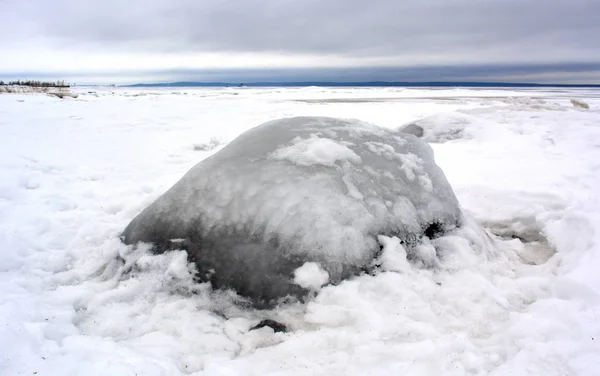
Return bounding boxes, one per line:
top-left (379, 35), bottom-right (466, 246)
top-left (0, 84), bottom-right (78, 98)
top-left (1, 86), bottom-right (599, 375)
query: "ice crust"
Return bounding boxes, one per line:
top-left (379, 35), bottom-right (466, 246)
top-left (123, 116), bottom-right (462, 305)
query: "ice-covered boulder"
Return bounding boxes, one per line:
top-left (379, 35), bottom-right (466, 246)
top-left (122, 116), bottom-right (463, 306)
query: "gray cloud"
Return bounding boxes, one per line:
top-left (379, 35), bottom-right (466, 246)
top-left (4, 0), bottom-right (599, 57)
top-left (1, 0), bottom-right (600, 81)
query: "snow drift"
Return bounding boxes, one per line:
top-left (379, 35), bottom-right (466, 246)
top-left (398, 112), bottom-right (491, 143)
top-left (123, 116), bottom-right (466, 306)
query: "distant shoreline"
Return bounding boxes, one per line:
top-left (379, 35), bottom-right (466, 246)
top-left (125, 81), bottom-right (600, 88)
top-left (0, 84), bottom-right (77, 98)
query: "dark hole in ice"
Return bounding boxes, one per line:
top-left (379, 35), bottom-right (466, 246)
top-left (424, 222), bottom-right (444, 239)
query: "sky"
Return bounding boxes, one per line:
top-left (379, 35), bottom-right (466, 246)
top-left (1, 0), bottom-right (600, 84)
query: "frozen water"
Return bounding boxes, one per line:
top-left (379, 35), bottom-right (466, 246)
top-left (122, 116), bottom-right (463, 306)
top-left (1, 86), bottom-right (600, 375)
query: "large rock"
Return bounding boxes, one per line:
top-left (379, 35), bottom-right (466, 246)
top-left (122, 117), bottom-right (462, 306)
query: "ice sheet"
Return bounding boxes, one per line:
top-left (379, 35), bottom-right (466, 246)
top-left (1, 86), bottom-right (600, 375)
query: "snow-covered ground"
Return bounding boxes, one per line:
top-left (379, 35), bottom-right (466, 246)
top-left (1, 86), bottom-right (599, 375)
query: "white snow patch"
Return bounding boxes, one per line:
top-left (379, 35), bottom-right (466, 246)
top-left (293, 262), bottom-right (330, 290)
top-left (270, 135), bottom-right (361, 167)
top-left (365, 141), bottom-right (432, 190)
top-left (376, 235), bottom-right (411, 272)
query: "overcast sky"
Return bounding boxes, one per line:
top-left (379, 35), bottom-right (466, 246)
top-left (1, 0), bottom-right (599, 84)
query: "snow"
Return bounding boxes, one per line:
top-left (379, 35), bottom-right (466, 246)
top-left (398, 111), bottom-right (514, 143)
top-left (293, 262), bottom-right (330, 290)
top-left (270, 134), bottom-right (361, 167)
top-left (1, 86), bottom-right (600, 375)
top-left (375, 236), bottom-right (411, 272)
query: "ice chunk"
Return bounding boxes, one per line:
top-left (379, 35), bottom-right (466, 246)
top-left (570, 98), bottom-right (590, 109)
top-left (122, 116), bottom-right (462, 306)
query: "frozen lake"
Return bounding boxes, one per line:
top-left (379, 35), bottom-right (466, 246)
top-left (1, 86), bottom-right (600, 375)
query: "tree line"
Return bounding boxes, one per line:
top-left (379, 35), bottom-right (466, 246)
top-left (0, 79), bottom-right (70, 87)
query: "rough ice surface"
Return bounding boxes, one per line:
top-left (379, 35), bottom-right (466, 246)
top-left (2, 86), bottom-right (600, 375)
top-left (123, 116), bottom-right (462, 305)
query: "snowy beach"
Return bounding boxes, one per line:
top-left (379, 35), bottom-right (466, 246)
top-left (1, 86), bottom-right (600, 375)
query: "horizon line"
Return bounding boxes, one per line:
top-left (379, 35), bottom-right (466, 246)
top-left (121, 80), bottom-right (600, 88)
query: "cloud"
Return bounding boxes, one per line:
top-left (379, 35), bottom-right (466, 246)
top-left (1, 0), bottom-right (599, 82)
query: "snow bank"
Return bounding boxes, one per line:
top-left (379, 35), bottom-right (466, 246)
top-left (123, 116), bottom-right (467, 306)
